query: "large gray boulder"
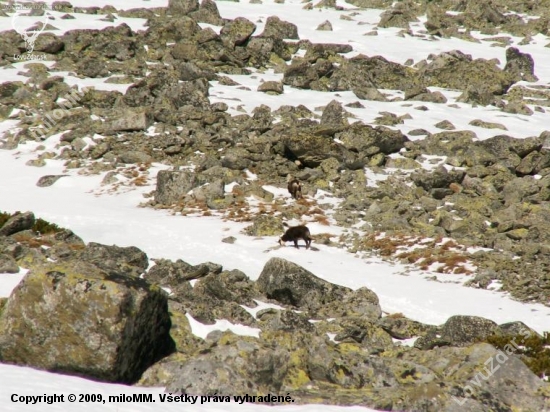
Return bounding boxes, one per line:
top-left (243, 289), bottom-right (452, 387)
top-left (260, 16), bottom-right (299, 40)
top-left (0, 211), bottom-right (35, 236)
top-left (78, 242), bottom-right (149, 277)
top-left (504, 47), bottom-right (538, 83)
top-left (411, 165), bottom-right (465, 191)
top-left (165, 332), bottom-right (289, 395)
top-left (154, 170), bottom-right (204, 205)
top-left (257, 257), bottom-right (351, 312)
top-left (109, 108), bottom-right (151, 132)
top-left (167, 0), bottom-right (199, 15)
top-left (440, 315), bottom-right (500, 346)
top-left (282, 131), bottom-right (363, 169)
top-left (0, 260), bottom-right (173, 383)
top-left (419, 50), bottom-right (515, 95)
top-left (189, 0), bottom-right (223, 26)
top-left (336, 123), bottom-right (409, 155)
top-left (220, 17), bottom-right (256, 48)
top-left (329, 54), bottom-right (420, 92)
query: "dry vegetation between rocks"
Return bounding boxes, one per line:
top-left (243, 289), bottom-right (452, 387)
top-left (355, 232), bottom-right (475, 275)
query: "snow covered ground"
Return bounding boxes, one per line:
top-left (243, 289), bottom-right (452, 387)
top-left (1, 0), bottom-right (550, 411)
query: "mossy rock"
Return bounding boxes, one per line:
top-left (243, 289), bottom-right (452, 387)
top-left (244, 214), bottom-right (284, 236)
top-left (0, 260), bottom-right (173, 383)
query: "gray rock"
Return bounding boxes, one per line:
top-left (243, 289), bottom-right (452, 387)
top-left (457, 85), bottom-right (498, 106)
top-left (190, 180), bottom-right (227, 209)
top-left (33, 33), bottom-right (64, 54)
top-left (411, 165), bottom-right (465, 191)
top-left (282, 130), bottom-right (361, 169)
top-left (504, 46), bottom-right (538, 82)
top-left (378, 315), bottom-right (434, 340)
top-left (0, 211), bottom-right (35, 237)
top-left (76, 57), bottom-right (108, 78)
top-left (166, 332), bottom-right (288, 396)
top-left (503, 101), bottom-right (534, 116)
top-left (440, 315), bottom-right (499, 347)
top-left (320, 100), bottom-right (348, 132)
top-left (337, 123), bottom-right (408, 155)
top-left (123, 69), bottom-right (210, 115)
top-left (516, 151), bottom-right (548, 175)
top-left (499, 321), bottom-right (541, 339)
top-left (189, 0), bottom-right (223, 26)
top-left (282, 58), bottom-right (320, 89)
top-left (155, 170), bottom-right (209, 205)
top-left (193, 269), bottom-right (257, 306)
top-left (316, 20), bottom-right (333, 31)
top-left (220, 17), bottom-right (256, 48)
top-left (257, 80), bottom-right (284, 94)
top-left (443, 343), bottom-right (548, 411)
top-left (78, 242), bottom-right (149, 277)
top-left (260, 16), bottom-right (299, 40)
top-left (36, 175), bottom-right (68, 187)
top-left (244, 214), bottom-right (284, 236)
top-left (329, 54), bottom-right (420, 92)
top-left (0, 253), bottom-right (19, 273)
top-left (353, 86), bottom-right (388, 101)
top-left (317, 287), bottom-right (382, 320)
top-left (145, 258), bottom-right (193, 286)
top-left (257, 257), bottom-right (351, 312)
top-left (0, 260), bottom-right (173, 383)
top-left (378, 3), bottom-right (418, 29)
top-left (501, 176), bottom-right (539, 205)
top-left (109, 109), bottom-right (151, 132)
top-left (434, 120), bottom-right (455, 130)
top-left (118, 150), bottom-right (153, 164)
top-left (220, 147), bottom-right (253, 170)
top-left (332, 317), bottom-right (394, 351)
top-left (305, 333), bottom-right (399, 388)
top-left (257, 308), bottom-right (314, 332)
top-left (168, 0), bottom-right (199, 15)
top-left (419, 50), bottom-right (514, 95)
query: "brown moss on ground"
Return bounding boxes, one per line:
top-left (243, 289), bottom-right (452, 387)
top-left (356, 233), bottom-right (474, 274)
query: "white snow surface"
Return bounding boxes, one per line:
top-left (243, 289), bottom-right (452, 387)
top-left (1, 0), bottom-right (550, 410)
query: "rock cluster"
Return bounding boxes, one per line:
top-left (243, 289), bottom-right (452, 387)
top-left (1, 212), bottom-right (549, 410)
top-left (1, 0), bottom-right (550, 409)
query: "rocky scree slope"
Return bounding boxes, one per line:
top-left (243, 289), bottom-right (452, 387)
top-left (0, 211), bottom-right (549, 411)
top-left (1, 0), bottom-right (550, 307)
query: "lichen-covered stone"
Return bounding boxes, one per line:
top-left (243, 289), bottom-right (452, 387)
top-left (257, 257), bottom-right (351, 312)
top-left (0, 260), bottom-right (173, 383)
top-left (0, 211), bottom-right (35, 237)
top-left (78, 242), bottom-right (149, 277)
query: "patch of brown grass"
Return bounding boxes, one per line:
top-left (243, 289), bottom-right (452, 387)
top-left (360, 232), bottom-right (474, 274)
top-left (313, 214), bottom-right (330, 225)
top-left (11, 233), bottom-right (53, 248)
top-left (386, 312), bottom-right (406, 319)
top-left (132, 176), bottom-right (148, 186)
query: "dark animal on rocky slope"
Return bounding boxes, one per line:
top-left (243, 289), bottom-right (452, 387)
top-left (287, 175), bottom-right (302, 199)
top-left (278, 225), bottom-right (312, 249)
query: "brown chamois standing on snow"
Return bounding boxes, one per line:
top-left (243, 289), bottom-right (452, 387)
top-left (278, 225), bottom-right (312, 249)
top-left (287, 175), bottom-right (302, 200)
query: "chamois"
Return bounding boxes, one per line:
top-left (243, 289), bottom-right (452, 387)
top-left (287, 175), bottom-right (302, 200)
top-left (278, 225), bottom-right (312, 249)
